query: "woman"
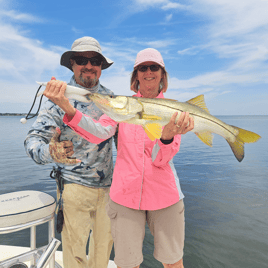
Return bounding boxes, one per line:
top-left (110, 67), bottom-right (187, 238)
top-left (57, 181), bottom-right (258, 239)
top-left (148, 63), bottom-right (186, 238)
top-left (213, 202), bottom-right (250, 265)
top-left (44, 48), bottom-right (194, 268)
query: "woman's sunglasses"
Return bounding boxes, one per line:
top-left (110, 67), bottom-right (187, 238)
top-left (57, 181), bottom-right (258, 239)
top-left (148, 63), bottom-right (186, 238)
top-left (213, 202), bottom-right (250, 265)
top-left (72, 56), bottom-right (102, 67)
top-left (137, 64), bottom-right (161, 72)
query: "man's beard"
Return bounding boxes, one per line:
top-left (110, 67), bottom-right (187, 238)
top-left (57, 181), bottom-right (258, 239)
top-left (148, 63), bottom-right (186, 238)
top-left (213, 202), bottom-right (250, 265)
top-left (78, 68), bottom-right (98, 88)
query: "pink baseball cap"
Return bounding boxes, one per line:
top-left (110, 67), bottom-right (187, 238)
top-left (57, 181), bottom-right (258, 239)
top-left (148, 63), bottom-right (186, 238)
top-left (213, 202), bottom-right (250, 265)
top-left (134, 48), bottom-right (165, 68)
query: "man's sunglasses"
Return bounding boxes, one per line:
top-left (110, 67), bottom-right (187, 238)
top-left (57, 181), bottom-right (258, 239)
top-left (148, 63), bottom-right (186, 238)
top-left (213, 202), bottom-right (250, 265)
top-left (137, 64), bottom-right (161, 72)
top-left (72, 56), bottom-right (102, 66)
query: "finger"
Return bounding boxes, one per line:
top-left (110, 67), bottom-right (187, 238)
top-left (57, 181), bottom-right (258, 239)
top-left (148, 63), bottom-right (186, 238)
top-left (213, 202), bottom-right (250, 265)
top-left (65, 157), bottom-right (81, 165)
top-left (187, 116), bottom-right (195, 131)
top-left (176, 112), bottom-right (185, 126)
top-left (53, 81), bottom-right (65, 96)
top-left (62, 140), bottom-right (74, 147)
top-left (66, 150), bottom-right (74, 157)
top-left (181, 116), bottom-right (194, 134)
top-left (51, 76), bottom-right (56, 80)
top-left (53, 82), bottom-right (67, 102)
top-left (181, 112), bottom-right (190, 128)
top-left (170, 112), bottom-right (178, 125)
top-left (50, 128), bottom-right (61, 143)
top-left (44, 80), bottom-right (58, 97)
top-left (45, 80), bottom-right (63, 96)
top-left (54, 155), bottom-right (80, 165)
top-left (59, 82), bottom-right (67, 96)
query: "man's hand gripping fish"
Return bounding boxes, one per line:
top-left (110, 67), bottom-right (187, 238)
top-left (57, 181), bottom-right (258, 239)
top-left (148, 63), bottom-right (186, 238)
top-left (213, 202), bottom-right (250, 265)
top-left (88, 93), bottom-right (261, 162)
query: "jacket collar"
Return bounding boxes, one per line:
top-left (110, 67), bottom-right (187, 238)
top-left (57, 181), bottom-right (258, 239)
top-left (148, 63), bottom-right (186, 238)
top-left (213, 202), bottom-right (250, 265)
top-left (135, 91), bottom-right (165, 99)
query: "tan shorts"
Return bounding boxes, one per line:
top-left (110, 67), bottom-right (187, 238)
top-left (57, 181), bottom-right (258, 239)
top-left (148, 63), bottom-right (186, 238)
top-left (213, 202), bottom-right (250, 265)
top-left (106, 197), bottom-right (185, 268)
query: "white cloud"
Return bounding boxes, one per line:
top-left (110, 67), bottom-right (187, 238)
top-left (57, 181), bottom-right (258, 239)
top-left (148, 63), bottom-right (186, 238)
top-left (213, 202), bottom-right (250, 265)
top-left (165, 14), bottom-right (173, 22)
top-left (0, 5), bottom-right (67, 108)
top-left (101, 68), bottom-right (132, 96)
top-left (0, 9), bottom-right (42, 23)
top-left (192, 0), bottom-right (268, 37)
top-left (0, 23), bottom-right (61, 81)
top-left (162, 2), bottom-right (187, 10)
top-left (134, 0), bottom-right (188, 10)
top-left (71, 26), bottom-right (83, 34)
top-left (135, 0), bottom-right (167, 6)
top-left (177, 47), bottom-right (199, 55)
top-left (145, 39), bottom-right (176, 48)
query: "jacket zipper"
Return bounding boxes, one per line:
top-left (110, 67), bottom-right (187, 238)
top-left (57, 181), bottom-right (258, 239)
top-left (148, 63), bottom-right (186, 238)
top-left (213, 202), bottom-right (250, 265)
top-left (139, 131), bottom-right (145, 210)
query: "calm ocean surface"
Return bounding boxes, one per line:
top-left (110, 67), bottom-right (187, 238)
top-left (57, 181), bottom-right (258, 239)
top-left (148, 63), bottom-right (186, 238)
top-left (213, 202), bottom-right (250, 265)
top-left (0, 115), bottom-right (267, 268)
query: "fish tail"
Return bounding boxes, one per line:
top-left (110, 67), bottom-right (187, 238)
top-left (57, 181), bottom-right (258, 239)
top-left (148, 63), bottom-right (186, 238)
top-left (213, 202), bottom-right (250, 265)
top-left (227, 126), bottom-right (261, 162)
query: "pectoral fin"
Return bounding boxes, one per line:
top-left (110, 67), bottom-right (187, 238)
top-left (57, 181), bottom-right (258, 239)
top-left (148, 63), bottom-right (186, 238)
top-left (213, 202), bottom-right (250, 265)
top-left (144, 123), bottom-right (162, 141)
top-left (195, 131), bottom-right (213, 147)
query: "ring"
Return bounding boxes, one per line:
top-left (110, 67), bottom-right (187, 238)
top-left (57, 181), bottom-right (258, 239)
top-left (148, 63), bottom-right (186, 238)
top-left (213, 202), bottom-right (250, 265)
top-left (176, 125), bottom-right (180, 128)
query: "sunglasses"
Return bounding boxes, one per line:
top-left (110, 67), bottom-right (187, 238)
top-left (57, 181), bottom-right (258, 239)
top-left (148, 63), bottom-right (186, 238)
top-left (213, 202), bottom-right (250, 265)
top-left (72, 56), bottom-right (102, 66)
top-left (137, 64), bottom-right (161, 72)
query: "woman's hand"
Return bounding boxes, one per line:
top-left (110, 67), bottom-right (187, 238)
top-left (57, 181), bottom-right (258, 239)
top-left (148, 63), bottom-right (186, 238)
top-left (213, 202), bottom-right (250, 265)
top-left (161, 112), bottom-right (194, 140)
top-left (43, 77), bottom-right (76, 117)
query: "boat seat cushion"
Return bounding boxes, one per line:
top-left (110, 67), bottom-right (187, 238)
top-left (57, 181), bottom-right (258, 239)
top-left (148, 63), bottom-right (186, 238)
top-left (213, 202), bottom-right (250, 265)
top-left (0, 191), bottom-right (56, 228)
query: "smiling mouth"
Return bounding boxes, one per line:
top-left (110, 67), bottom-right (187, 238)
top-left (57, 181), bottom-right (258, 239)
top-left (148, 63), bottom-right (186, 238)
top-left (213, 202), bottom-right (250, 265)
top-left (144, 77), bottom-right (155, 81)
top-left (83, 71), bottom-right (96, 74)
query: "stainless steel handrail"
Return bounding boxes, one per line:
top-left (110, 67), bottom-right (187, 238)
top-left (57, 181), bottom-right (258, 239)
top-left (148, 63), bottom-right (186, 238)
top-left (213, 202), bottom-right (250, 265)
top-left (0, 214), bottom-right (53, 234)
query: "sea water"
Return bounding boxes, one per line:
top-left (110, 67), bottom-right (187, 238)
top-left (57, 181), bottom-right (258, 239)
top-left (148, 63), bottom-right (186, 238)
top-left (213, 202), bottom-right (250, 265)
top-left (0, 115), bottom-right (267, 268)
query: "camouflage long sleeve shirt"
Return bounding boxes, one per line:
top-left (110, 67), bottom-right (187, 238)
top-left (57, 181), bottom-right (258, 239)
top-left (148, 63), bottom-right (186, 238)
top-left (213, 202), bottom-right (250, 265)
top-left (24, 76), bottom-right (114, 188)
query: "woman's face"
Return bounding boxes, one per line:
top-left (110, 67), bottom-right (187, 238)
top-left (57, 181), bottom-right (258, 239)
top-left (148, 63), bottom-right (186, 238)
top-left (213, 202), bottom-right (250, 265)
top-left (136, 61), bottom-right (163, 98)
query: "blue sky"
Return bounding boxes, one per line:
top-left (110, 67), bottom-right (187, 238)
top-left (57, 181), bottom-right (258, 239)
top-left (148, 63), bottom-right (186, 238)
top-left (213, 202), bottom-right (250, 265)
top-left (0, 0), bottom-right (267, 115)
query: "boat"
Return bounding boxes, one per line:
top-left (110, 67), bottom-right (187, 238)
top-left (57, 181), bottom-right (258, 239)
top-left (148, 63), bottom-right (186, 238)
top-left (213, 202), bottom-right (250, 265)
top-left (0, 245), bottom-right (116, 267)
top-left (0, 190), bottom-right (116, 268)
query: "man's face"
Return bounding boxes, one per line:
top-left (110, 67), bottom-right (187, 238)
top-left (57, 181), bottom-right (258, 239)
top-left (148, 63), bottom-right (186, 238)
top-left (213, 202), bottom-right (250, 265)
top-left (71, 51), bottom-right (102, 88)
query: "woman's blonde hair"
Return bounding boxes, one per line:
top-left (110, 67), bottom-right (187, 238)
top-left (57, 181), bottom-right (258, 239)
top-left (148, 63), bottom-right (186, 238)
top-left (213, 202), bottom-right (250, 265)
top-left (130, 66), bottom-right (169, 93)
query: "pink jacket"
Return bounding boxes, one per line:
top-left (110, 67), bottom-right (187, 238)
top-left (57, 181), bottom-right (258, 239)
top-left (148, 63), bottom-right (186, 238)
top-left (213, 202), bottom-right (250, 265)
top-left (63, 91), bottom-right (184, 210)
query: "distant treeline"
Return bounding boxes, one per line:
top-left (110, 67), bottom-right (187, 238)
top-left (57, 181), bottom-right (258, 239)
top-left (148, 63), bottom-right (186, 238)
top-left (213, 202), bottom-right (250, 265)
top-left (0, 113), bottom-right (34, 116)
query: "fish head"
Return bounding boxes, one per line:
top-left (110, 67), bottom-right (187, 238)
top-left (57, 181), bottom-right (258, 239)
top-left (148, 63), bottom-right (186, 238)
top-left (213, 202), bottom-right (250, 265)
top-left (89, 93), bottom-right (143, 122)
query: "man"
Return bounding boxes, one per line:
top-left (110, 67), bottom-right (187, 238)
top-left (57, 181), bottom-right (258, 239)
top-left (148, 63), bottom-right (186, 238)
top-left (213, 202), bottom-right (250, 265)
top-left (24, 36), bottom-right (114, 268)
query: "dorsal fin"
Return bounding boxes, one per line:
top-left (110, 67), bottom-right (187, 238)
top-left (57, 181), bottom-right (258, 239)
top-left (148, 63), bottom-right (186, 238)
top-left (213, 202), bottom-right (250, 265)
top-left (186, 95), bottom-right (210, 114)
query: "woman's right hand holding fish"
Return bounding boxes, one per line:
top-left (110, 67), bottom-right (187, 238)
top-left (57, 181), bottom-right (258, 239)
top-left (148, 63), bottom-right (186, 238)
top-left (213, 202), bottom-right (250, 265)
top-left (43, 77), bottom-right (76, 118)
top-left (161, 111), bottom-right (194, 140)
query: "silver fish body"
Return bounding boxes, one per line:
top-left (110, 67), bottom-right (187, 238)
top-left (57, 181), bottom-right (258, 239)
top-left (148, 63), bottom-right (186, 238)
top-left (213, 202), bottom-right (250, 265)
top-left (36, 81), bottom-right (91, 103)
top-left (88, 93), bottom-right (261, 162)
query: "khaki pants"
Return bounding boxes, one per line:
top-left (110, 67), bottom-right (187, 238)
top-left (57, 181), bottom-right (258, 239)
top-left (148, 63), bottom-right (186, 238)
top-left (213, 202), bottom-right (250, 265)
top-left (58, 183), bottom-right (113, 268)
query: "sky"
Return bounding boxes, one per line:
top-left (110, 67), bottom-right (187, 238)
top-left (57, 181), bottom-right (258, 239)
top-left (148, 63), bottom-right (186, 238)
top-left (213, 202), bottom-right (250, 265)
top-left (0, 0), bottom-right (267, 115)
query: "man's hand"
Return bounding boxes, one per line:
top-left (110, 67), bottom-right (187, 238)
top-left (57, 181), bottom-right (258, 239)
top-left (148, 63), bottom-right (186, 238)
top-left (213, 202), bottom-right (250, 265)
top-left (43, 77), bottom-right (76, 117)
top-left (161, 112), bottom-right (194, 140)
top-left (49, 128), bottom-right (81, 165)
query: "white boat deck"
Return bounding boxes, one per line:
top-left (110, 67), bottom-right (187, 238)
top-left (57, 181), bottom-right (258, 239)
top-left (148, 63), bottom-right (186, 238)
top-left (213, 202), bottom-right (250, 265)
top-left (0, 245), bottom-right (117, 267)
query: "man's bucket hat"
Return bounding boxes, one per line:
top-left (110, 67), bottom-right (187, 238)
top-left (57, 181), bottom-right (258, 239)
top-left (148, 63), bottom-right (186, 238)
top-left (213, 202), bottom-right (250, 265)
top-left (61, 36), bottom-right (113, 71)
top-left (134, 48), bottom-right (165, 68)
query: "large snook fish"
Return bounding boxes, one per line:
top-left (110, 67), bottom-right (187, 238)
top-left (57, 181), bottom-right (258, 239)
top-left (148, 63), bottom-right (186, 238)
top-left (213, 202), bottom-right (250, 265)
top-left (88, 93), bottom-right (261, 162)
